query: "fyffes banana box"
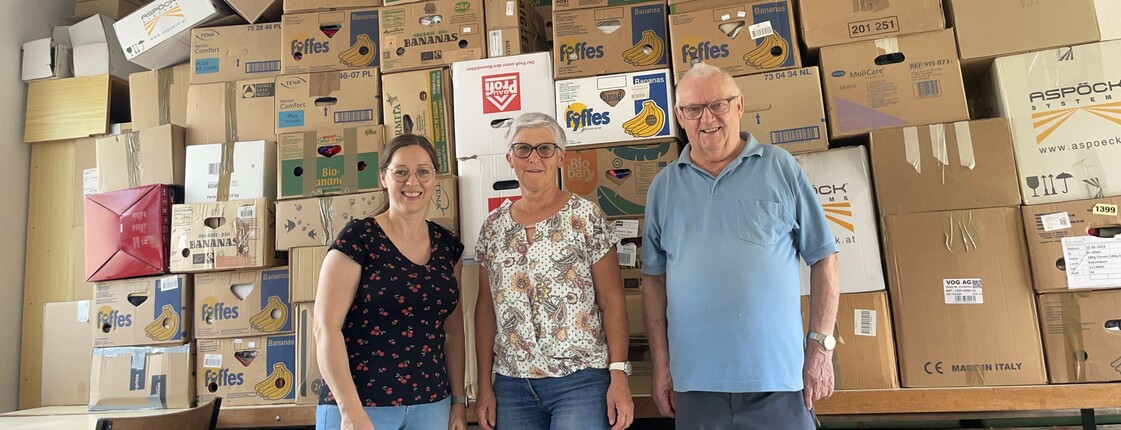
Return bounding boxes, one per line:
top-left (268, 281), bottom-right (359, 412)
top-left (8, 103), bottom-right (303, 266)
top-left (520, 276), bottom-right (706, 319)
top-left (281, 8), bottom-right (380, 74)
top-left (668, 0), bottom-right (801, 81)
top-left (198, 334), bottom-right (297, 406)
top-left (553, 2), bottom-right (669, 79)
top-left (93, 274), bottom-right (192, 348)
top-left (555, 68), bottom-right (678, 147)
top-left (194, 267), bottom-right (292, 339)
top-left (563, 142), bottom-right (679, 217)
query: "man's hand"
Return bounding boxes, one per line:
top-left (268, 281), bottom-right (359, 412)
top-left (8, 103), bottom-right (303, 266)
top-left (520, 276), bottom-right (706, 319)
top-left (651, 365), bottom-right (676, 418)
top-left (802, 343), bottom-right (835, 410)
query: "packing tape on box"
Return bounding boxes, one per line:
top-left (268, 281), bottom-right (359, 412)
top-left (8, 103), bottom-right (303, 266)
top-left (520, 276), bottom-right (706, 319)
top-left (309, 72), bottom-right (342, 97)
top-left (941, 211), bottom-right (979, 253)
top-left (157, 67), bottom-right (174, 126)
top-left (224, 81), bottom-right (239, 144)
top-left (953, 121), bottom-right (976, 170)
top-left (216, 141), bottom-right (235, 202)
top-left (903, 126), bottom-right (921, 174)
top-left (124, 131), bottom-right (143, 188)
top-left (318, 197), bottom-right (335, 245)
top-left (1059, 293), bottom-right (1089, 382)
top-left (929, 124), bottom-right (950, 174)
top-left (340, 128), bottom-right (359, 194)
top-left (874, 37), bottom-right (899, 54)
top-left (89, 344), bottom-right (191, 411)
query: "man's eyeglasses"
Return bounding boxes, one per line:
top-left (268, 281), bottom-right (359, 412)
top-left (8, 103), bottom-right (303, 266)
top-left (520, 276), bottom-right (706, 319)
top-left (677, 95), bottom-right (740, 120)
top-left (510, 142), bottom-right (560, 159)
top-left (386, 166), bottom-right (435, 183)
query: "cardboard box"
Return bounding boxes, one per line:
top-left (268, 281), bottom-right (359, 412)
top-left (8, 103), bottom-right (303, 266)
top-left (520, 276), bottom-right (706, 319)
top-left (486, 0), bottom-right (539, 30)
top-left (190, 23), bottom-right (283, 84)
top-left (184, 140), bottom-right (278, 203)
top-left (195, 267), bottom-right (292, 338)
top-left (793, 147), bottom-right (885, 295)
top-left (95, 124), bottom-right (186, 193)
top-left (458, 154), bottom-right (526, 257)
top-left (948, 0), bottom-right (1121, 60)
top-left (431, 175), bottom-right (460, 233)
top-left (277, 126), bottom-right (386, 199)
top-left (93, 274), bottom-right (192, 347)
top-left (1022, 197), bottom-right (1121, 293)
top-left (114, 0), bottom-right (237, 70)
top-left (553, 0), bottom-right (650, 11)
top-left (170, 198), bottom-right (277, 272)
top-left (820, 29), bottom-right (968, 139)
top-left (89, 343), bottom-right (195, 410)
top-left (555, 68), bottom-right (678, 147)
top-left (42, 301), bottom-right (93, 407)
top-left (281, 9), bottom-right (379, 74)
top-left (1038, 291), bottom-right (1121, 383)
top-left (614, 218), bottom-right (644, 291)
top-left (70, 14), bottom-right (144, 79)
top-left (800, 292), bottom-right (899, 390)
top-left (733, 67), bottom-right (827, 154)
top-left (625, 294), bottom-right (644, 336)
top-left (668, 0), bottom-right (800, 80)
top-left (275, 191), bottom-right (388, 250)
top-left (283, 0), bottom-right (381, 13)
top-left (21, 27), bottom-right (72, 82)
top-left (76, 0), bottom-right (147, 20)
top-left (186, 78), bottom-right (277, 146)
top-left (379, 0), bottom-right (485, 73)
top-left (130, 64), bottom-right (191, 130)
top-left (994, 40), bottom-right (1121, 205)
top-left (85, 184), bottom-right (178, 282)
top-left (275, 68), bottom-right (381, 135)
top-left (73, 227), bottom-right (94, 301)
top-left (869, 118), bottom-right (1022, 215)
top-left (294, 303), bottom-right (323, 405)
top-left (487, 26), bottom-right (546, 58)
top-left (290, 246), bottom-right (328, 303)
top-left (75, 137), bottom-right (100, 227)
top-left (884, 207), bottom-right (1047, 388)
top-left (451, 52), bottom-right (556, 158)
top-left (553, 2), bottom-right (668, 80)
top-left (798, 0), bottom-right (944, 50)
top-left (226, 0), bottom-right (282, 23)
top-left (382, 68), bottom-right (457, 175)
top-left (535, 3), bottom-right (553, 42)
top-left (198, 335), bottom-right (296, 406)
top-left (25, 75), bottom-right (130, 143)
top-left (563, 142), bottom-right (678, 217)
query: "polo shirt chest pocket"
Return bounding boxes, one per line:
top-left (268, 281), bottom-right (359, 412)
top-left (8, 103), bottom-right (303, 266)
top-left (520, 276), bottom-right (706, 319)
top-left (737, 200), bottom-right (791, 245)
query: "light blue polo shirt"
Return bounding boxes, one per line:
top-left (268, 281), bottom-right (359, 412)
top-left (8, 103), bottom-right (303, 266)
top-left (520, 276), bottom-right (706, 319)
top-left (641, 132), bottom-right (837, 393)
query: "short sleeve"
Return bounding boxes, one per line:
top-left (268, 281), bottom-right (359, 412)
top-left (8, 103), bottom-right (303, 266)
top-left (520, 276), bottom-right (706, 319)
top-left (792, 169), bottom-right (838, 266)
top-left (329, 218), bottom-right (374, 266)
top-left (641, 175), bottom-right (667, 276)
top-left (434, 222), bottom-right (465, 264)
top-left (581, 199), bottom-right (616, 264)
top-left (474, 214), bottom-right (494, 270)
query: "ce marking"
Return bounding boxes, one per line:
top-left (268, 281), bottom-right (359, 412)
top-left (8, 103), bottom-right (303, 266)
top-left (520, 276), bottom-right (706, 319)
top-left (924, 361), bottom-right (944, 375)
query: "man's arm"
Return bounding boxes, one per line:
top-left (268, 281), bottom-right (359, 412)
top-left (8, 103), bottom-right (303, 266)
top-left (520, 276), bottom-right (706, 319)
top-left (803, 252), bottom-right (839, 410)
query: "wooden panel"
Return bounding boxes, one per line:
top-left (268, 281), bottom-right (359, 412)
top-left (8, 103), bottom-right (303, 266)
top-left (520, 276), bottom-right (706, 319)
top-left (24, 76), bottom-right (110, 143)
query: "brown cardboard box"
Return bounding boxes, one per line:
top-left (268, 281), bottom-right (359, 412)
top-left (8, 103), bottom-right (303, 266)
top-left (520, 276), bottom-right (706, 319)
top-left (277, 126), bottom-right (386, 200)
top-left (93, 274), bottom-right (192, 347)
top-left (281, 9), bottom-right (380, 74)
top-left (869, 118), bottom-right (1021, 215)
top-left (89, 343), bottom-right (195, 410)
top-left (553, 2), bottom-right (668, 80)
top-left (25, 74), bottom-right (130, 143)
top-left (820, 29), bottom-right (968, 139)
top-left (274, 68), bottom-right (382, 135)
top-left (294, 303), bottom-right (323, 405)
top-left (73, 227), bottom-right (93, 301)
top-left (801, 292), bottom-right (899, 390)
top-left (75, 0), bottom-right (146, 20)
top-left (733, 67), bottom-right (826, 154)
top-left (668, 0), bottom-right (800, 80)
top-left (226, 0), bottom-right (282, 23)
top-left (42, 301), bottom-right (93, 406)
top-left (487, 26), bottom-right (546, 58)
top-left (430, 175), bottom-right (460, 233)
top-left (198, 334), bottom-right (297, 406)
top-left (283, 0), bottom-right (381, 13)
top-left (486, 0), bottom-right (538, 29)
top-left (614, 218), bottom-right (644, 291)
top-left (1022, 197), bottom-right (1121, 293)
top-left (195, 267), bottom-right (292, 339)
top-left (535, 3), bottom-right (553, 42)
top-left (562, 142), bottom-right (678, 217)
top-left (290, 246), bottom-right (328, 303)
top-left (170, 198), bottom-right (277, 273)
top-left (884, 207), bottom-right (1047, 388)
top-left (186, 78), bottom-right (277, 145)
top-left (947, 0), bottom-right (1121, 60)
top-left (1038, 291), bottom-right (1121, 383)
top-left (379, 0), bottom-right (485, 72)
top-left (798, 0), bottom-right (944, 50)
top-left (554, 0), bottom-right (649, 11)
top-left (74, 137), bottom-right (99, 226)
top-left (275, 191), bottom-right (388, 250)
top-left (626, 294), bottom-right (644, 336)
top-left (381, 68), bottom-right (457, 175)
top-left (190, 24), bottom-right (283, 85)
top-left (129, 64), bottom-right (191, 130)
top-left (95, 124), bottom-right (187, 193)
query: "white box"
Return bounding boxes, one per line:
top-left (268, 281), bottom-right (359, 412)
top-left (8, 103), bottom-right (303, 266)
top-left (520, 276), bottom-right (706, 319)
top-left (995, 40), bottom-right (1121, 205)
top-left (451, 52), bottom-right (557, 158)
top-left (69, 14), bottom-right (144, 79)
top-left (458, 154), bottom-right (524, 257)
top-left (1097, 0), bottom-right (1121, 42)
top-left (554, 69), bottom-right (678, 148)
top-left (114, 0), bottom-right (235, 70)
top-left (184, 140), bottom-right (277, 203)
top-left (21, 27), bottom-right (72, 82)
top-left (793, 146), bottom-right (886, 295)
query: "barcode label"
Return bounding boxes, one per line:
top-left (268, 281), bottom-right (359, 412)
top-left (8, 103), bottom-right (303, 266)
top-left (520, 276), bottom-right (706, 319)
top-left (246, 60), bottom-right (281, 74)
top-left (749, 21), bottom-right (774, 39)
top-left (613, 219), bottom-right (640, 239)
top-left (489, 29), bottom-right (504, 57)
top-left (944, 278), bottom-right (983, 304)
top-left (203, 354), bottom-right (222, 368)
top-left (83, 168), bottom-right (99, 196)
top-left (238, 205), bottom-right (256, 219)
top-left (771, 126), bottom-right (821, 145)
top-left (208, 163), bottom-right (221, 176)
top-left (159, 276), bottom-right (180, 291)
top-left (618, 243), bottom-right (638, 267)
top-left (914, 80), bottom-right (942, 99)
top-left (854, 309), bottom-right (876, 337)
top-left (335, 109), bottom-right (373, 123)
top-left (1041, 212), bottom-right (1071, 232)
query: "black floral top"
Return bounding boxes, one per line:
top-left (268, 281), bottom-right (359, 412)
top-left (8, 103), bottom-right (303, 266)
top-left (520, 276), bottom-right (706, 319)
top-left (320, 217), bottom-right (464, 407)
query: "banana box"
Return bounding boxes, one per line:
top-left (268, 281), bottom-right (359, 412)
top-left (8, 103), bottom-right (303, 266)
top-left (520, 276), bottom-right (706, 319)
top-left (293, 303), bottom-right (323, 405)
top-left (668, 0), bottom-right (800, 81)
top-left (198, 334), bottom-right (297, 406)
top-left (277, 125), bottom-right (386, 200)
top-left (190, 23), bottom-right (283, 85)
top-left (612, 218), bottom-right (644, 292)
top-left (89, 343), bottom-right (196, 410)
top-left (379, 0), bottom-right (485, 73)
top-left (281, 8), bottom-right (379, 74)
top-left (194, 267), bottom-right (292, 339)
top-left (381, 68), bottom-right (457, 175)
top-left (93, 274), bottom-right (192, 348)
top-left (274, 68), bottom-right (382, 135)
top-left (733, 67), bottom-right (828, 155)
top-left (562, 142), bottom-right (679, 217)
top-left (290, 246), bottom-right (328, 303)
top-left (553, 2), bottom-right (668, 80)
top-left (554, 68), bottom-right (678, 147)
top-left (170, 198), bottom-right (277, 273)
top-left (275, 191), bottom-right (388, 250)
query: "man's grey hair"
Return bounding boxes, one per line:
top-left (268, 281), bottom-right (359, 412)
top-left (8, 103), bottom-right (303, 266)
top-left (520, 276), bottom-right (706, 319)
top-left (675, 62), bottom-right (741, 104)
top-left (505, 112), bottom-right (569, 150)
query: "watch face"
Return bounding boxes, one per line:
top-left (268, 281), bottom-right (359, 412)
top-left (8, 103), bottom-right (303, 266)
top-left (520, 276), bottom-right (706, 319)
top-left (823, 336), bottom-right (837, 350)
top-left (624, 362), bottom-right (632, 374)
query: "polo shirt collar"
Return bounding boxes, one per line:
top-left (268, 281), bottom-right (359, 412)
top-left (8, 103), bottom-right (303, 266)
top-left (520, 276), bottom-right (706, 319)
top-left (677, 131), bottom-right (764, 168)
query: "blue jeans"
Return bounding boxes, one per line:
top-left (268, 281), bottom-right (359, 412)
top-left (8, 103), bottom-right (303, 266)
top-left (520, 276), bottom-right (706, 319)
top-left (315, 397), bottom-right (450, 430)
top-left (494, 368), bottom-right (610, 430)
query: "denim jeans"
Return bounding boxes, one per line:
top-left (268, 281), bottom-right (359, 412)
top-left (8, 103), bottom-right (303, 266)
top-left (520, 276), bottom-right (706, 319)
top-left (315, 397), bottom-right (450, 430)
top-left (494, 367), bottom-right (611, 430)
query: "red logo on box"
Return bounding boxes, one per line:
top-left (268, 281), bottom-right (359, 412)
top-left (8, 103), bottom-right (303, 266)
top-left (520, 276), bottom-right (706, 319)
top-left (482, 73), bottom-right (521, 114)
top-left (488, 196), bottom-right (521, 212)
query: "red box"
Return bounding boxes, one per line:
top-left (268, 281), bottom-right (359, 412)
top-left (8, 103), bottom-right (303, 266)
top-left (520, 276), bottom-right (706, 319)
top-left (84, 185), bottom-right (179, 282)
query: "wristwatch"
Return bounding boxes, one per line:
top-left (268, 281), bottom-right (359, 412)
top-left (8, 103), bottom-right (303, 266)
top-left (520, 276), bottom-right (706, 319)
top-left (807, 331), bottom-right (836, 351)
top-left (450, 395), bottom-right (468, 406)
top-left (608, 361), bottom-right (632, 376)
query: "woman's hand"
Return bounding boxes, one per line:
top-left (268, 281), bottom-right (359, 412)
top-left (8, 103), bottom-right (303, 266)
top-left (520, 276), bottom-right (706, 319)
top-left (341, 407), bottom-right (375, 430)
top-left (448, 403), bottom-right (468, 430)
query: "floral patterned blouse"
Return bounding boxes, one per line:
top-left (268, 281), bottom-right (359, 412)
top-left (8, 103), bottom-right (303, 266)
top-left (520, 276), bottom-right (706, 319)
top-left (475, 194), bottom-right (616, 378)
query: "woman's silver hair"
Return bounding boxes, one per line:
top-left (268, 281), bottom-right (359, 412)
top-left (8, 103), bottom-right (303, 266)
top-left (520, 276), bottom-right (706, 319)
top-left (675, 62), bottom-right (741, 103)
top-left (505, 112), bottom-right (568, 150)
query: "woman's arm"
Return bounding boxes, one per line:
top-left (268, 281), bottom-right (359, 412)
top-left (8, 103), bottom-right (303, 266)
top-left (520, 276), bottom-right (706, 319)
top-left (444, 262), bottom-right (468, 416)
top-left (313, 251), bottom-right (365, 416)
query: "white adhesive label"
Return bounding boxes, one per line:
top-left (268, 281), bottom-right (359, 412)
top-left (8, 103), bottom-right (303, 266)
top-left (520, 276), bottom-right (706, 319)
top-left (943, 278), bottom-right (983, 304)
top-left (159, 276), bottom-right (180, 291)
top-left (618, 243), bottom-right (638, 267)
top-left (83, 168), bottom-right (98, 196)
top-left (489, 30), bottom-right (503, 57)
top-left (203, 354), bottom-right (222, 369)
top-left (1041, 212), bottom-right (1072, 232)
top-left (77, 300), bottom-right (90, 323)
top-left (613, 219), bottom-right (640, 239)
top-left (238, 205), bottom-right (256, 219)
top-left (1062, 236), bottom-right (1121, 290)
top-left (854, 309), bottom-right (876, 337)
top-left (749, 21), bottom-right (774, 39)
top-left (506, 0), bottom-right (515, 15)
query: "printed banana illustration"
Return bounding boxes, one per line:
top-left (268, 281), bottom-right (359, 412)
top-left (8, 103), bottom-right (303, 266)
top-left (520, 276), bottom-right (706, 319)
top-left (622, 100), bottom-right (666, 138)
top-left (254, 362), bottom-right (293, 401)
top-left (743, 33), bottom-right (789, 69)
top-left (338, 34), bottom-right (376, 67)
top-left (622, 30), bottom-right (664, 67)
top-left (144, 305), bottom-right (180, 342)
top-left (250, 296), bottom-right (288, 333)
